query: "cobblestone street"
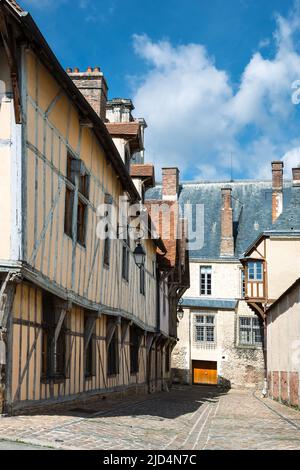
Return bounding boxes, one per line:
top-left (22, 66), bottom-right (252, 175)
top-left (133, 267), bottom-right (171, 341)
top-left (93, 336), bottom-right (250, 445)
top-left (0, 386), bottom-right (300, 450)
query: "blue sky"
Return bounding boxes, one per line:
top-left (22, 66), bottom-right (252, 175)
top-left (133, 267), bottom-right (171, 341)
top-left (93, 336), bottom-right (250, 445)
top-left (20, 0), bottom-right (300, 181)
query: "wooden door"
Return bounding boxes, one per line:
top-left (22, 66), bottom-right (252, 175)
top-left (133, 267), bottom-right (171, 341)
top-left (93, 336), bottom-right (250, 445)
top-left (193, 361), bottom-right (217, 385)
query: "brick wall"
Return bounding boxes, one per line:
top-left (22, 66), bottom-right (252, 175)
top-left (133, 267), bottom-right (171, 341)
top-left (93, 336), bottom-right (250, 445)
top-left (220, 188), bottom-right (234, 257)
top-left (268, 371), bottom-right (299, 409)
top-left (162, 168), bottom-right (179, 201)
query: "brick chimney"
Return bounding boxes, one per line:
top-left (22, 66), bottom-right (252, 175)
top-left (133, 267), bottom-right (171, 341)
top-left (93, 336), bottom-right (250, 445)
top-left (67, 67), bottom-right (108, 121)
top-left (292, 167), bottom-right (300, 187)
top-left (162, 168), bottom-right (179, 201)
top-left (220, 187), bottom-right (234, 257)
top-left (272, 161), bottom-right (284, 223)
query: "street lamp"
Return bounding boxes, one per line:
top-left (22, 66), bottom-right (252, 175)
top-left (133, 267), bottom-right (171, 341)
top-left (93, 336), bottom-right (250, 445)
top-left (177, 300), bottom-right (184, 321)
top-left (133, 240), bottom-right (146, 269)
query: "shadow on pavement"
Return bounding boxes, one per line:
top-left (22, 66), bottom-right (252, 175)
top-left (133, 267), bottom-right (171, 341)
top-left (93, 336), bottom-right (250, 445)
top-left (7, 385), bottom-right (229, 420)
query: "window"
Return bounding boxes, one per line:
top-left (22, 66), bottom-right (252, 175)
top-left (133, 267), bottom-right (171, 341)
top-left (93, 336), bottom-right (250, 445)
top-left (130, 326), bottom-right (140, 374)
top-left (241, 269), bottom-right (245, 297)
top-left (107, 323), bottom-right (119, 376)
top-left (194, 314), bottom-right (215, 344)
top-left (140, 264), bottom-right (145, 295)
top-left (103, 193), bottom-right (112, 267)
top-left (122, 227), bottom-right (130, 281)
top-left (200, 266), bottom-right (212, 295)
top-left (64, 152), bottom-right (89, 246)
top-left (42, 294), bottom-right (66, 379)
top-left (84, 314), bottom-right (96, 377)
top-left (239, 317), bottom-right (262, 345)
top-left (248, 261), bottom-right (263, 281)
top-left (165, 346), bottom-right (170, 373)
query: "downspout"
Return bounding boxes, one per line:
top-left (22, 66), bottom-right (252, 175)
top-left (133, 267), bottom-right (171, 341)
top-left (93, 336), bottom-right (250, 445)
top-left (262, 310), bottom-right (268, 398)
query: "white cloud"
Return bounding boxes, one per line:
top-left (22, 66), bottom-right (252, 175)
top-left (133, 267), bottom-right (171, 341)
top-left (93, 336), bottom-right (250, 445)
top-left (131, 3), bottom-right (300, 181)
top-left (282, 147), bottom-right (300, 171)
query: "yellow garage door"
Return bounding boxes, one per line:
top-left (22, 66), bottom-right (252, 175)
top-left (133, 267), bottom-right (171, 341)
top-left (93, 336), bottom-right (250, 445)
top-left (193, 361), bottom-right (218, 385)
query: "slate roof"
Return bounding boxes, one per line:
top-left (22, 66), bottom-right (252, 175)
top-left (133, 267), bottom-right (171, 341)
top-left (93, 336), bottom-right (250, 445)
top-left (146, 180), bottom-right (295, 260)
top-left (182, 298), bottom-right (237, 309)
top-left (272, 186), bottom-right (300, 231)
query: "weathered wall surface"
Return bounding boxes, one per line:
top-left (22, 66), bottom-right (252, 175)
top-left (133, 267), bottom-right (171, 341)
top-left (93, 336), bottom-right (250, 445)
top-left (172, 302), bottom-right (264, 388)
top-left (185, 261), bottom-right (242, 299)
top-left (265, 238), bottom-right (300, 301)
top-left (219, 302), bottom-right (264, 388)
top-left (267, 282), bottom-right (300, 408)
top-left (173, 259), bottom-right (264, 388)
top-left (8, 281), bottom-right (173, 412)
top-left (0, 47), bottom-right (21, 261)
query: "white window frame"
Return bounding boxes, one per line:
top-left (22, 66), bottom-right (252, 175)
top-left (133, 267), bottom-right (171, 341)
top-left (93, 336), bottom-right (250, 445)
top-left (248, 261), bottom-right (263, 282)
top-left (200, 266), bottom-right (212, 296)
top-left (193, 313), bottom-right (216, 349)
top-left (239, 316), bottom-right (262, 346)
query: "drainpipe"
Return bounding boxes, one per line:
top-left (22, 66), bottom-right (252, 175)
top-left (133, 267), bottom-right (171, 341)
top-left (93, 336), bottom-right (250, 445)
top-left (262, 311), bottom-right (268, 398)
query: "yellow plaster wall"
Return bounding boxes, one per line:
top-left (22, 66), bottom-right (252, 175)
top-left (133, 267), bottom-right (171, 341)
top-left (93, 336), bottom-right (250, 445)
top-left (23, 48), bottom-right (157, 329)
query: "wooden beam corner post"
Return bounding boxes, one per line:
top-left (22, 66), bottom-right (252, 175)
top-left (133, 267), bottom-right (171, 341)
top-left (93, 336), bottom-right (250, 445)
top-left (0, 6), bottom-right (22, 124)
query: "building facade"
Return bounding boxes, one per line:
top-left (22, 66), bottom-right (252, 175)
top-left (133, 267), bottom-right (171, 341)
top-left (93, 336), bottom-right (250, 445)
top-left (241, 165), bottom-right (300, 405)
top-left (147, 160), bottom-right (300, 389)
top-left (266, 278), bottom-right (300, 409)
top-left (0, 0), bottom-right (189, 415)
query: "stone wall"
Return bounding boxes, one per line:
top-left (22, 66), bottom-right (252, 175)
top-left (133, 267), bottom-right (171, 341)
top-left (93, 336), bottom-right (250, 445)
top-left (172, 301), bottom-right (265, 389)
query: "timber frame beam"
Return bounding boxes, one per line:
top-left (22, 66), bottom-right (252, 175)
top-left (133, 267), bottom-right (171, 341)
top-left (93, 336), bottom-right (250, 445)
top-left (0, 6), bottom-right (22, 123)
top-left (84, 315), bottom-right (97, 351)
top-left (121, 319), bottom-right (131, 348)
top-left (146, 333), bottom-right (155, 354)
top-left (106, 316), bottom-right (120, 351)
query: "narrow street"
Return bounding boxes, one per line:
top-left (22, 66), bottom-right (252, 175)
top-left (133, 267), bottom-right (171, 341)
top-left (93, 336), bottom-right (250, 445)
top-left (0, 386), bottom-right (300, 450)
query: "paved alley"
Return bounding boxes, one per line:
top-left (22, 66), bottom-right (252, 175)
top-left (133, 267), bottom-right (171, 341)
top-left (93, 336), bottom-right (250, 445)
top-left (0, 386), bottom-right (300, 450)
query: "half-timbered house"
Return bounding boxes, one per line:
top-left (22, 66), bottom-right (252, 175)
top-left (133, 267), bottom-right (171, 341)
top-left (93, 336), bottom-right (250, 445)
top-left (0, 0), bottom-right (189, 415)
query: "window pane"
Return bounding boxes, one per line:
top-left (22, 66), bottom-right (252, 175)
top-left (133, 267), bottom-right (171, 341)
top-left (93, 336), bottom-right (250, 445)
top-left (206, 326), bottom-right (214, 342)
top-left (195, 315), bottom-right (205, 324)
top-left (240, 317), bottom-right (251, 327)
top-left (195, 325), bottom-right (205, 342)
top-left (240, 328), bottom-right (251, 344)
top-left (64, 188), bottom-right (74, 238)
top-left (206, 316), bottom-right (214, 324)
top-left (253, 328), bottom-right (262, 344)
top-left (77, 199), bottom-right (86, 245)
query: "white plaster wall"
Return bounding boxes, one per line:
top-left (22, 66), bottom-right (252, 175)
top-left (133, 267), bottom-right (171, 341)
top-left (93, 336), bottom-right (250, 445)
top-left (266, 238), bottom-right (300, 301)
top-left (185, 261), bottom-right (243, 299)
top-left (267, 284), bottom-right (300, 373)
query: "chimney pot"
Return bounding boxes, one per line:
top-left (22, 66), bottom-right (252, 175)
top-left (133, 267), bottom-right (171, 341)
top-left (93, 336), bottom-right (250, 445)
top-left (87, 66), bottom-right (93, 73)
top-left (292, 167), bottom-right (300, 186)
top-left (66, 67), bottom-right (72, 73)
top-left (94, 66), bottom-right (101, 72)
top-left (73, 67), bottom-right (79, 73)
